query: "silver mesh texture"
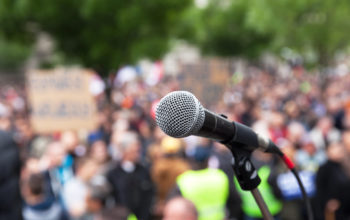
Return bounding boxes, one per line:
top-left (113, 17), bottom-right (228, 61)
top-left (155, 91), bottom-right (205, 138)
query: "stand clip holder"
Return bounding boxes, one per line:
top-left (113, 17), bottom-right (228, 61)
top-left (222, 140), bottom-right (274, 220)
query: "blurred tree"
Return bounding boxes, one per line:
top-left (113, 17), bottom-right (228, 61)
top-left (0, 38), bottom-right (32, 71)
top-left (245, 0), bottom-right (350, 66)
top-left (0, 0), bottom-right (34, 71)
top-left (18, 0), bottom-right (192, 74)
top-left (179, 0), bottom-right (272, 59)
top-left (2, 0), bottom-right (350, 71)
top-left (188, 0), bottom-right (350, 66)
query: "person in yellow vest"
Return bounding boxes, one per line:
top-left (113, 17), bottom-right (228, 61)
top-left (235, 151), bottom-right (282, 220)
top-left (171, 145), bottom-right (240, 220)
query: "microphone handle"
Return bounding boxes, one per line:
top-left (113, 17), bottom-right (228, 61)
top-left (195, 110), bottom-right (235, 142)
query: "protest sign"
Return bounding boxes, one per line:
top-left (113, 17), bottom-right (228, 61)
top-left (27, 68), bottom-right (97, 133)
top-left (180, 58), bottom-right (230, 107)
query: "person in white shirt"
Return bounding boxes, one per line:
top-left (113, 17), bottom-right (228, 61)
top-left (63, 158), bottom-right (98, 219)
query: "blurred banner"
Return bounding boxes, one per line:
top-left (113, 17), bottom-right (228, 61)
top-left (180, 58), bottom-right (231, 107)
top-left (27, 68), bottom-right (97, 133)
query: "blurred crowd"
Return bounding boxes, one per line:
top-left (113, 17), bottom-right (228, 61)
top-left (1, 62), bottom-right (350, 220)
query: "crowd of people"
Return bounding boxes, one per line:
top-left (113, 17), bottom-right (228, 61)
top-left (1, 61), bottom-right (350, 220)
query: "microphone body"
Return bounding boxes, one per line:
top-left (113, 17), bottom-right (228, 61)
top-left (195, 109), bottom-right (235, 142)
top-left (155, 91), bottom-right (277, 153)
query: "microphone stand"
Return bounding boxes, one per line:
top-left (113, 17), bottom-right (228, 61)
top-left (224, 142), bottom-right (273, 220)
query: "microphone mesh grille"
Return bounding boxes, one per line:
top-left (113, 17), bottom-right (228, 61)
top-left (155, 91), bottom-right (205, 138)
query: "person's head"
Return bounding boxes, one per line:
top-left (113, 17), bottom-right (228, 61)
top-left (45, 141), bottom-right (66, 168)
top-left (0, 113), bottom-right (11, 131)
top-left (190, 146), bottom-right (211, 170)
top-left (163, 197), bottom-right (198, 220)
top-left (317, 116), bottom-right (333, 134)
top-left (61, 130), bottom-right (79, 152)
top-left (327, 142), bottom-right (345, 162)
top-left (287, 122), bottom-right (305, 145)
top-left (27, 173), bottom-right (45, 196)
top-left (301, 136), bottom-right (317, 156)
top-left (21, 173), bottom-right (46, 203)
top-left (269, 111), bottom-right (285, 129)
top-left (75, 157), bottom-right (98, 181)
top-left (89, 139), bottom-right (109, 164)
top-left (118, 131), bottom-right (141, 163)
top-left (86, 183), bottom-right (110, 213)
top-left (160, 136), bottom-right (183, 156)
top-left (15, 118), bottom-right (33, 140)
top-left (284, 100), bottom-right (300, 119)
top-left (278, 139), bottom-right (296, 160)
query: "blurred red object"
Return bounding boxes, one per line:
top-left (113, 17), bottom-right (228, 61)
top-left (150, 100), bottom-right (160, 120)
top-left (122, 96), bottom-right (134, 109)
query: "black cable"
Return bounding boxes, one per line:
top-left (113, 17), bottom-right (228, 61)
top-left (271, 145), bottom-right (314, 220)
top-left (290, 168), bottom-right (314, 220)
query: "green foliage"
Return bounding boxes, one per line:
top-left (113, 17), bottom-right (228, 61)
top-left (201, 0), bottom-right (272, 58)
top-left (1, 0), bottom-right (350, 71)
top-left (18, 0), bottom-right (192, 74)
top-left (0, 37), bottom-right (31, 70)
top-left (245, 0), bottom-right (350, 65)
top-left (190, 0), bottom-right (350, 66)
top-left (0, 0), bottom-right (34, 70)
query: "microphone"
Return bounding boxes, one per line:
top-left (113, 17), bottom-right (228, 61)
top-left (155, 91), bottom-right (279, 153)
